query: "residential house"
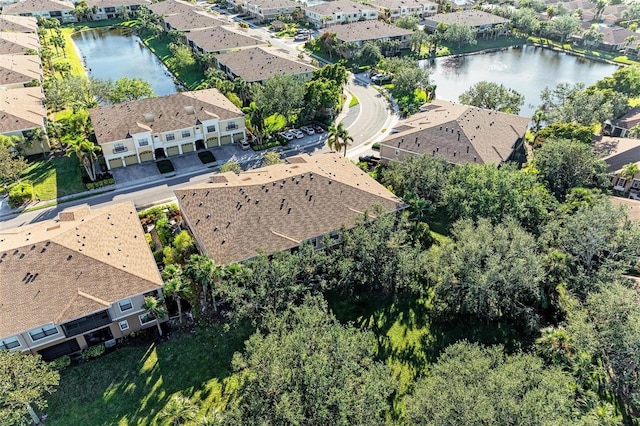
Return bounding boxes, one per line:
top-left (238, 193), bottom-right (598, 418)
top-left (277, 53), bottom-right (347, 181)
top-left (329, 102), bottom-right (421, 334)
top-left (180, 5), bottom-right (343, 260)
top-left (602, 107), bottom-right (640, 138)
top-left (0, 15), bottom-right (38, 33)
top-left (597, 25), bottom-right (638, 51)
top-left (0, 32), bottom-right (40, 54)
top-left (175, 153), bottom-right (405, 264)
top-left (370, 0), bottom-right (438, 21)
top-left (2, 0), bottom-right (76, 23)
top-left (146, 0), bottom-right (198, 18)
top-left (0, 55), bottom-right (42, 89)
top-left (379, 99), bottom-right (530, 165)
top-left (592, 136), bottom-right (640, 196)
top-left (319, 20), bottom-right (413, 56)
top-left (85, 0), bottom-right (151, 21)
top-left (0, 202), bottom-right (165, 361)
top-left (240, 0), bottom-right (299, 22)
top-left (556, 0), bottom-right (596, 20)
top-left (184, 26), bottom-right (265, 54)
top-left (423, 10), bottom-right (510, 37)
top-left (214, 47), bottom-right (315, 84)
top-left (303, 0), bottom-right (378, 28)
top-left (88, 88), bottom-right (245, 170)
top-left (0, 86), bottom-right (50, 155)
top-left (601, 4), bottom-right (627, 24)
top-left (163, 9), bottom-right (227, 32)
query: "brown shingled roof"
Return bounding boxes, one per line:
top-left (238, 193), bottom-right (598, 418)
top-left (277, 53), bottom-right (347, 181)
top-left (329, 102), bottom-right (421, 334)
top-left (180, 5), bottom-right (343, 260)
top-left (163, 9), bottom-right (227, 31)
top-left (0, 32), bottom-right (40, 54)
top-left (321, 20), bottom-right (412, 43)
top-left (86, 0), bottom-right (150, 8)
top-left (305, 0), bottom-right (376, 15)
top-left (371, 0), bottom-right (437, 9)
top-left (426, 10), bottom-right (509, 27)
top-left (185, 26), bottom-right (265, 52)
top-left (214, 47), bottom-right (315, 83)
top-left (0, 15), bottom-right (38, 33)
top-left (88, 88), bottom-right (243, 144)
top-left (2, 0), bottom-right (74, 14)
top-left (0, 55), bottom-right (42, 87)
top-left (0, 86), bottom-right (46, 133)
top-left (381, 99), bottom-right (530, 165)
top-left (0, 202), bottom-right (163, 338)
top-left (147, 0), bottom-right (198, 17)
top-left (176, 153), bottom-right (405, 264)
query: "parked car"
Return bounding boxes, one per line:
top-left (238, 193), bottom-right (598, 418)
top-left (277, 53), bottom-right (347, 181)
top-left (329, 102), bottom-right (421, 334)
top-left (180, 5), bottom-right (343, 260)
top-left (290, 129), bottom-right (304, 139)
top-left (300, 126), bottom-right (315, 135)
top-left (279, 131), bottom-right (294, 141)
top-left (313, 124), bottom-right (324, 133)
top-left (294, 34), bottom-right (309, 42)
top-left (296, 28), bottom-right (310, 34)
top-left (371, 74), bottom-right (391, 84)
top-left (239, 139), bottom-right (251, 150)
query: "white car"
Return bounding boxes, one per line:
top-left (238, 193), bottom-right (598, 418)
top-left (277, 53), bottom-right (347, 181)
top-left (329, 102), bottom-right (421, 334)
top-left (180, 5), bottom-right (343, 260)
top-left (290, 129), bottom-right (304, 139)
top-left (279, 131), bottom-right (294, 141)
top-left (301, 126), bottom-right (315, 135)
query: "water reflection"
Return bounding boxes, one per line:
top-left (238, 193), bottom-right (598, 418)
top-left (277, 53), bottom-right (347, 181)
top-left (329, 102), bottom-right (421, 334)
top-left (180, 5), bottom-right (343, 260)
top-left (71, 27), bottom-right (181, 97)
top-left (421, 45), bottom-right (619, 116)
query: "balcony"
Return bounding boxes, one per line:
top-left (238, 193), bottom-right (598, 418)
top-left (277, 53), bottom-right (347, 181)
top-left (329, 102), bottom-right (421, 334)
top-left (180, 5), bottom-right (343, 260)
top-left (113, 146), bottom-right (128, 154)
top-left (61, 310), bottom-right (111, 337)
top-left (226, 123), bottom-right (238, 131)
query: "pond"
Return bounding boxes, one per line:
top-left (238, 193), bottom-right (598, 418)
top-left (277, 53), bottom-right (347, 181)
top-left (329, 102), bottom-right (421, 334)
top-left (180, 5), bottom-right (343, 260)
top-left (421, 45), bottom-right (619, 117)
top-left (71, 27), bottom-right (180, 97)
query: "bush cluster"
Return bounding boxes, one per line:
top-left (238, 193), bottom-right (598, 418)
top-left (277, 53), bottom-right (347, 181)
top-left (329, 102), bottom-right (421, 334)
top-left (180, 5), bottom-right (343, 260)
top-left (8, 183), bottom-right (34, 207)
top-left (81, 344), bottom-right (105, 361)
top-left (86, 178), bottom-right (115, 190)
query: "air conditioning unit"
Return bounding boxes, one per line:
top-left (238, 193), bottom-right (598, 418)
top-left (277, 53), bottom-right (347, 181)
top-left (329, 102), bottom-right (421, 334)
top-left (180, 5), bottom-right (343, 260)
top-left (104, 339), bottom-right (117, 348)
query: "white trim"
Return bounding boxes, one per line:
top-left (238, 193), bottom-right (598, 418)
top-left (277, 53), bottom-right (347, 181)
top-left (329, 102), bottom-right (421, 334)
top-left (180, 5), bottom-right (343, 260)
top-left (139, 313), bottom-right (156, 326)
top-left (118, 298), bottom-right (133, 313)
top-left (111, 308), bottom-right (146, 321)
top-left (118, 320), bottom-right (129, 331)
top-left (0, 336), bottom-right (21, 350)
top-left (28, 324), bottom-right (60, 342)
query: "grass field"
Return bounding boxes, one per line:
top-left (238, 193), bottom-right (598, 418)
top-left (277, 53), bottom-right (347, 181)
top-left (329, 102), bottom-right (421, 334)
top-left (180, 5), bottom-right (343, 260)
top-left (46, 325), bottom-right (252, 426)
top-left (20, 156), bottom-right (85, 201)
top-left (349, 93), bottom-right (359, 107)
top-left (142, 33), bottom-right (205, 90)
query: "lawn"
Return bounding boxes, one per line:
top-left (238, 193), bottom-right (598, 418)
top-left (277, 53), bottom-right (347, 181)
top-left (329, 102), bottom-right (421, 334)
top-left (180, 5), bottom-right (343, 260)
top-left (142, 33), bottom-right (205, 89)
top-left (20, 156), bottom-right (85, 201)
top-left (42, 27), bottom-right (85, 77)
top-left (349, 92), bottom-right (359, 107)
top-left (46, 324), bottom-right (252, 425)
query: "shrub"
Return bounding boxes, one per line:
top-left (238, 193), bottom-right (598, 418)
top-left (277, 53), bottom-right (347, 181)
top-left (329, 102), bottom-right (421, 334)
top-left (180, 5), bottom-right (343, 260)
top-left (372, 142), bottom-right (380, 151)
top-left (50, 355), bottom-right (71, 370)
top-left (145, 232), bottom-right (155, 251)
top-left (153, 250), bottom-right (164, 265)
top-left (8, 182), bottom-right (34, 207)
top-left (156, 213), bottom-right (173, 246)
top-left (81, 344), bottom-right (105, 361)
top-left (138, 203), bottom-right (179, 221)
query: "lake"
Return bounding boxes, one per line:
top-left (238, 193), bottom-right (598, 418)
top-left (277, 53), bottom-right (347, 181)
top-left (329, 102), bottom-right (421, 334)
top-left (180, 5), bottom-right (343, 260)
top-left (421, 45), bottom-right (619, 117)
top-left (71, 27), bottom-right (180, 96)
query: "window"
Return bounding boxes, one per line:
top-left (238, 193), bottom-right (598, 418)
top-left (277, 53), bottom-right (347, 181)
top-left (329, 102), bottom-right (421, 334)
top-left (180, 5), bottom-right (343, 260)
top-left (61, 311), bottom-right (111, 337)
top-left (29, 324), bottom-right (59, 341)
top-left (166, 133), bottom-right (175, 141)
top-left (118, 299), bottom-right (133, 312)
top-left (395, 149), bottom-right (400, 156)
top-left (118, 320), bottom-right (129, 331)
top-left (0, 337), bottom-right (20, 350)
top-left (206, 125), bottom-right (216, 133)
top-left (181, 130), bottom-right (191, 138)
top-left (226, 122), bottom-right (238, 130)
top-left (633, 179), bottom-right (640, 189)
top-left (113, 143), bottom-right (127, 153)
top-left (138, 138), bottom-right (149, 147)
top-left (617, 177), bottom-right (627, 187)
top-left (139, 313), bottom-right (155, 325)
top-left (104, 6), bottom-right (115, 12)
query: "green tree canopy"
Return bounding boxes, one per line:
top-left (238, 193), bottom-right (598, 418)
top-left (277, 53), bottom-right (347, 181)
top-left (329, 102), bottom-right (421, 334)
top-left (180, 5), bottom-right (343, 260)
top-left (109, 77), bottom-right (155, 104)
top-left (533, 138), bottom-right (607, 200)
top-left (0, 351), bottom-right (60, 426)
top-left (428, 218), bottom-right (546, 329)
top-left (534, 122), bottom-right (594, 146)
top-left (226, 296), bottom-right (397, 425)
top-left (458, 81), bottom-right (524, 114)
top-left (0, 135), bottom-right (28, 186)
top-left (442, 163), bottom-right (557, 232)
top-left (251, 74), bottom-right (305, 123)
top-left (443, 23), bottom-right (477, 47)
top-left (405, 342), bottom-right (581, 425)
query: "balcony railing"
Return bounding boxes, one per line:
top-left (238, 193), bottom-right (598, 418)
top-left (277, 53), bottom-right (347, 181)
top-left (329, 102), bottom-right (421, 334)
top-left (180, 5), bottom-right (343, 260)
top-left (113, 146), bottom-right (128, 154)
top-left (226, 123), bottom-right (238, 131)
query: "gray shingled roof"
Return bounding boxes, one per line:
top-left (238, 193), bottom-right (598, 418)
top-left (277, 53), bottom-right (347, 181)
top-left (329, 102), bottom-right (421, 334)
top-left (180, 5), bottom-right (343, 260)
top-left (0, 15), bottom-right (38, 33)
top-left (321, 20), bottom-right (412, 43)
top-left (163, 9), bottom-right (227, 31)
top-left (425, 10), bottom-right (509, 27)
top-left (185, 26), bottom-right (264, 52)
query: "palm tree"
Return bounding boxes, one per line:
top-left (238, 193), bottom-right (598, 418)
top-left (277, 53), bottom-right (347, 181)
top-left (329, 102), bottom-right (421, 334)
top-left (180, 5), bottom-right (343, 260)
top-left (142, 295), bottom-right (168, 336)
top-left (327, 122), bottom-right (353, 157)
top-left (233, 77), bottom-right (251, 105)
top-left (184, 254), bottom-right (223, 314)
top-left (243, 102), bottom-right (266, 144)
top-left (65, 138), bottom-right (100, 181)
top-left (162, 265), bottom-right (192, 325)
top-left (158, 394), bottom-right (198, 425)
